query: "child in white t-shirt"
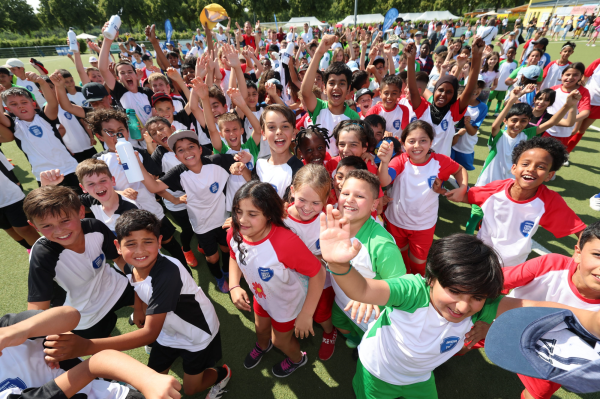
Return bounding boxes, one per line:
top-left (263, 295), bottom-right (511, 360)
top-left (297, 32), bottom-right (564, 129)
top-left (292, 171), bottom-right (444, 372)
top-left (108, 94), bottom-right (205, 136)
top-left (228, 180), bottom-right (325, 377)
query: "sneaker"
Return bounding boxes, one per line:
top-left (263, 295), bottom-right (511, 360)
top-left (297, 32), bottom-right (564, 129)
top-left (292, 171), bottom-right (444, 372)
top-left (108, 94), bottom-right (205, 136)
top-left (145, 345), bottom-right (152, 354)
top-left (272, 352), bottom-right (307, 377)
top-left (244, 341), bottom-right (273, 369)
top-left (318, 329), bottom-right (338, 361)
top-left (197, 245), bottom-right (206, 255)
top-left (183, 249), bottom-right (198, 267)
top-left (590, 193), bottom-right (600, 212)
top-left (215, 275), bottom-right (229, 293)
top-left (205, 365), bottom-right (231, 399)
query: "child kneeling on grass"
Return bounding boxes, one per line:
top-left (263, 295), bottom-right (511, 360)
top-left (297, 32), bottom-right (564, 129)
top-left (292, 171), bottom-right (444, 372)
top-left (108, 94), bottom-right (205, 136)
top-left (320, 209), bottom-right (600, 399)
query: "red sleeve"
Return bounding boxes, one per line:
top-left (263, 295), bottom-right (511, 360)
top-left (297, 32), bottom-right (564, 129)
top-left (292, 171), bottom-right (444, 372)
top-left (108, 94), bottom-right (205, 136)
top-left (467, 179), bottom-right (509, 206)
top-left (296, 113), bottom-right (308, 130)
top-left (272, 226), bottom-right (321, 277)
top-left (433, 153), bottom-right (460, 181)
top-left (388, 153), bottom-right (408, 179)
top-left (365, 103), bottom-right (382, 116)
top-left (538, 187), bottom-right (586, 238)
top-left (367, 160), bottom-right (379, 176)
top-left (450, 100), bottom-right (467, 122)
top-left (584, 58), bottom-right (600, 78)
top-left (226, 228), bottom-right (236, 260)
top-left (543, 61), bottom-right (555, 79)
top-left (413, 97), bottom-right (429, 118)
top-left (577, 87), bottom-right (591, 112)
top-left (219, 68), bottom-right (226, 78)
top-left (241, 64), bottom-right (247, 73)
top-left (399, 104), bottom-right (410, 130)
top-left (503, 254), bottom-right (572, 290)
top-left (500, 39), bottom-right (506, 44)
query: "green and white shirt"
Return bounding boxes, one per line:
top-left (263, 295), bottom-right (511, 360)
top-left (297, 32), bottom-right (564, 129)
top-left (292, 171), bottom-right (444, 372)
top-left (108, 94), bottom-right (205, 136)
top-left (216, 139), bottom-right (259, 212)
top-left (308, 98), bottom-right (359, 157)
top-left (475, 126), bottom-right (537, 187)
top-left (330, 217), bottom-right (405, 331)
top-left (359, 275), bottom-right (502, 385)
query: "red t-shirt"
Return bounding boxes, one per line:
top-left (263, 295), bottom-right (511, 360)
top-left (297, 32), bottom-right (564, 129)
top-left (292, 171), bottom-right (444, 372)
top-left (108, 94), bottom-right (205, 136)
top-left (243, 34), bottom-right (257, 49)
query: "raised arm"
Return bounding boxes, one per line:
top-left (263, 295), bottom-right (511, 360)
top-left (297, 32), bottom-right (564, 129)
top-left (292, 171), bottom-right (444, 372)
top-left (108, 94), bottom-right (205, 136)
top-left (228, 87), bottom-right (261, 146)
top-left (72, 41), bottom-right (91, 85)
top-left (301, 34), bottom-right (336, 113)
top-left (223, 44), bottom-right (248, 100)
top-left (459, 36), bottom-right (485, 113)
top-left (405, 43), bottom-right (422, 110)
top-left (145, 24), bottom-right (170, 71)
top-left (28, 72), bottom-right (58, 119)
top-left (165, 67), bottom-right (190, 100)
top-left (192, 78), bottom-right (222, 152)
top-left (376, 141), bottom-right (394, 187)
top-left (49, 71), bottom-right (86, 118)
top-left (99, 23), bottom-right (117, 90)
top-left (539, 90), bottom-right (581, 133)
top-left (492, 86), bottom-right (522, 136)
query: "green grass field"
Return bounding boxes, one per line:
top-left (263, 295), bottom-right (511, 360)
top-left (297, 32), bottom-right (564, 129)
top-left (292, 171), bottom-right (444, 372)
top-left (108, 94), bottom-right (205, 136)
top-left (1, 38), bottom-right (600, 398)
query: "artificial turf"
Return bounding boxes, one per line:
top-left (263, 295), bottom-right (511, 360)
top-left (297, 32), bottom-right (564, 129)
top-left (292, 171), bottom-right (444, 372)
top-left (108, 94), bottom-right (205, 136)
top-left (0, 37), bottom-right (599, 398)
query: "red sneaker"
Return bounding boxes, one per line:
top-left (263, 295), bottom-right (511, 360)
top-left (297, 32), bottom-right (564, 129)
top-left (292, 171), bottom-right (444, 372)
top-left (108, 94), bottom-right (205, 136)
top-left (183, 249), bottom-right (197, 267)
top-left (318, 329), bottom-right (337, 361)
top-left (197, 245), bottom-right (205, 255)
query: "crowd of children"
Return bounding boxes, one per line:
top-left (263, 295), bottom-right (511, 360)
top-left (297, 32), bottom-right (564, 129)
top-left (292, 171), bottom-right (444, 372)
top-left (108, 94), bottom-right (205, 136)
top-left (1, 16), bottom-right (600, 399)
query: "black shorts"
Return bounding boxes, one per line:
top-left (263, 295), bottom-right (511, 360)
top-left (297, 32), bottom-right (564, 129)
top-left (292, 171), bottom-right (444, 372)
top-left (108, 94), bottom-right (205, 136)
top-left (148, 332), bottom-right (222, 375)
top-left (196, 226), bottom-right (228, 257)
top-left (0, 199), bottom-right (28, 229)
top-left (160, 216), bottom-right (176, 240)
top-left (73, 147), bottom-right (98, 163)
top-left (72, 283), bottom-right (135, 339)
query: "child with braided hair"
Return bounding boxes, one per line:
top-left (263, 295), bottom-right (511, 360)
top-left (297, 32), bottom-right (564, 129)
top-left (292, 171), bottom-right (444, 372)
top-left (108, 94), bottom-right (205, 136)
top-left (294, 124), bottom-right (337, 175)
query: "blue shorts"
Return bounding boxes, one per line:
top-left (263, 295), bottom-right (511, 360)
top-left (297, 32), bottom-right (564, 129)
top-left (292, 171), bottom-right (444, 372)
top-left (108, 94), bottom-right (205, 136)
top-left (451, 149), bottom-right (475, 171)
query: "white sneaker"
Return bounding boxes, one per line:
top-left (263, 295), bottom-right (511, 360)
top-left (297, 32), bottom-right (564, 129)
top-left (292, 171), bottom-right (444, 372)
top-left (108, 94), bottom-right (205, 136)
top-left (590, 194), bottom-right (600, 212)
top-left (206, 365), bottom-right (231, 399)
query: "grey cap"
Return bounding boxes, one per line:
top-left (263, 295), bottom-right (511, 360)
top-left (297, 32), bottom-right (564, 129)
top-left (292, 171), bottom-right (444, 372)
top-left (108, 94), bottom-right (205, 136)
top-left (167, 130), bottom-right (200, 152)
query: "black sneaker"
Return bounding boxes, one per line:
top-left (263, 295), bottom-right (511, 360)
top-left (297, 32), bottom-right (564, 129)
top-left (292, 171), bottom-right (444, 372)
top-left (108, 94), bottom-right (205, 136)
top-left (272, 352), bottom-right (307, 378)
top-left (244, 341), bottom-right (273, 369)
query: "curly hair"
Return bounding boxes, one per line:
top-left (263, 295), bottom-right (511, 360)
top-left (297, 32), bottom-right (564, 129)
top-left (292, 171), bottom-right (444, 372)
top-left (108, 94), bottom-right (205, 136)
top-left (295, 124), bottom-right (332, 156)
top-left (511, 136), bottom-right (569, 172)
top-left (86, 108), bottom-right (128, 135)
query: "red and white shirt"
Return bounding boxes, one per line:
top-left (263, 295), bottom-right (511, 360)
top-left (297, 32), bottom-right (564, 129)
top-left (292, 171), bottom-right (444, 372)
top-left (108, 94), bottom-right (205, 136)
top-left (468, 179), bottom-right (586, 267)
top-left (504, 254), bottom-right (600, 311)
top-left (499, 38), bottom-right (519, 60)
top-left (365, 103), bottom-right (410, 138)
top-left (384, 152), bottom-right (459, 230)
top-left (540, 61), bottom-right (572, 90)
top-left (227, 225), bottom-right (321, 322)
top-left (584, 58), bottom-right (600, 106)
top-left (546, 85), bottom-right (591, 138)
top-left (418, 101), bottom-right (467, 157)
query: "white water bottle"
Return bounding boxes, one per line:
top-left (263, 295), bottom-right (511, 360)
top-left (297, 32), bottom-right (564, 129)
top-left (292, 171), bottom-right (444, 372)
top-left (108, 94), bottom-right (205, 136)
top-left (115, 133), bottom-right (144, 183)
top-left (281, 42), bottom-right (295, 65)
top-left (68, 28), bottom-right (78, 52)
top-left (103, 15), bottom-right (121, 40)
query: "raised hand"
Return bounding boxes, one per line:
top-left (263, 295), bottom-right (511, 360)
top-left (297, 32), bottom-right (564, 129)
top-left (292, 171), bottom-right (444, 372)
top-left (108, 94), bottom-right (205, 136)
top-left (49, 71), bottom-right (65, 87)
top-left (377, 140), bottom-right (394, 163)
top-left (233, 150), bottom-right (252, 164)
top-left (227, 87), bottom-right (245, 107)
top-left (24, 72), bottom-right (43, 84)
top-left (191, 77), bottom-right (210, 99)
top-left (456, 53), bottom-right (469, 66)
top-left (471, 36), bottom-right (485, 57)
top-left (222, 44), bottom-right (240, 68)
top-left (404, 43), bottom-right (416, 60)
top-left (317, 35), bottom-right (336, 53)
top-left (319, 204), bottom-right (362, 265)
top-left (40, 169), bottom-right (64, 186)
top-left (265, 82), bottom-right (278, 97)
top-left (102, 21), bottom-right (118, 41)
top-left (229, 162), bottom-right (247, 175)
top-left (566, 89), bottom-right (582, 107)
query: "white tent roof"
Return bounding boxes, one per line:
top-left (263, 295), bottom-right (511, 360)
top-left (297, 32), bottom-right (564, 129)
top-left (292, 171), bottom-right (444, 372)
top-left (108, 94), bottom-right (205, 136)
top-left (338, 14), bottom-right (385, 26)
top-left (76, 33), bottom-right (97, 39)
top-left (398, 13), bottom-right (424, 21)
top-left (414, 11), bottom-right (461, 20)
top-left (284, 17), bottom-right (328, 28)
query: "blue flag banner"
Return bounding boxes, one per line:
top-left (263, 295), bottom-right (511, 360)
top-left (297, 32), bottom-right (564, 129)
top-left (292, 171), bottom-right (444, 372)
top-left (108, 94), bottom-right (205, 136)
top-left (383, 8), bottom-right (399, 33)
top-left (274, 14), bottom-right (278, 30)
top-left (165, 19), bottom-right (173, 45)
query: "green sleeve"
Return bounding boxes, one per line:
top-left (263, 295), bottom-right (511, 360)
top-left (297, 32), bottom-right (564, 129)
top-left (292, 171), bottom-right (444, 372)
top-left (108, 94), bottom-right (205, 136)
top-left (15, 85), bottom-right (36, 102)
top-left (415, 61), bottom-right (421, 72)
top-left (385, 274), bottom-right (431, 312)
top-left (523, 126), bottom-right (538, 139)
top-left (372, 234), bottom-right (406, 280)
top-left (343, 103), bottom-right (360, 119)
top-left (509, 66), bottom-right (521, 79)
top-left (471, 295), bottom-right (505, 324)
top-left (215, 142), bottom-right (230, 154)
top-left (242, 138), bottom-right (260, 161)
top-left (308, 98), bottom-right (328, 121)
top-left (537, 73), bottom-right (543, 83)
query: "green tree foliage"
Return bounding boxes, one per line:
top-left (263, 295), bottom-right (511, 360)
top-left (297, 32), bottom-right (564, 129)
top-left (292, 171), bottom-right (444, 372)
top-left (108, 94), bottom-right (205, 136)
top-left (242, 0), bottom-right (290, 22)
top-left (6, 0), bottom-right (41, 35)
top-left (97, 0), bottom-right (149, 31)
top-left (46, 0), bottom-right (100, 31)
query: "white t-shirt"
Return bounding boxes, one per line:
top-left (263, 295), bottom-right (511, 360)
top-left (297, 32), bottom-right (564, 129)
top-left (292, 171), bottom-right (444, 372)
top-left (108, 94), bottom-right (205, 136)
top-left (496, 59), bottom-right (518, 91)
top-left (452, 101), bottom-right (488, 154)
top-left (27, 219), bottom-right (129, 329)
top-left (480, 70), bottom-right (500, 89)
top-left (67, 90), bottom-right (88, 107)
top-left (57, 105), bottom-right (93, 154)
top-left (301, 30), bottom-right (313, 43)
top-left (254, 156), bottom-right (304, 200)
top-left (307, 98), bottom-right (360, 156)
top-left (227, 225), bottom-right (321, 322)
top-left (151, 147), bottom-right (186, 212)
top-left (0, 151), bottom-right (25, 208)
top-left (384, 153), bottom-right (459, 230)
top-left (477, 25), bottom-right (498, 45)
top-left (215, 32), bottom-right (228, 43)
top-left (546, 85), bottom-right (591, 138)
top-left (417, 101), bottom-right (466, 157)
top-left (468, 179), bottom-right (585, 267)
top-left (540, 61), bottom-right (571, 90)
top-left (79, 193), bottom-right (139, 233)
top-left (126, 254), bottom-right (220, 351)
top-left (15, 77), bottom-right (46, 105)
top-left (365, 103), bottom-right (410, 138)
top-left (10, 112), bottom-right (78, 180)
top-left (585, 58), bottom-right (600, 106)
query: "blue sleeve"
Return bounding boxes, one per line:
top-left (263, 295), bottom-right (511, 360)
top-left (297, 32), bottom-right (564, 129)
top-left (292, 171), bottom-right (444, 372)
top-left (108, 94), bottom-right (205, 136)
top-left (472, 103), bottom-right (488, 127)
top-left (542, 54), bottom-right (551, 68)
top-left (388, 168), bottom-right (397, 182)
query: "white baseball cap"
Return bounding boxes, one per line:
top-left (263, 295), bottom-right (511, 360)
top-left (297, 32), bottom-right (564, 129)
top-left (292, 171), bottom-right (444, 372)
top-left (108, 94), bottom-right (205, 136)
top-left (3, 58), bottom-right (24, 68)
top-left (89, 56), bottom-right (98, 63)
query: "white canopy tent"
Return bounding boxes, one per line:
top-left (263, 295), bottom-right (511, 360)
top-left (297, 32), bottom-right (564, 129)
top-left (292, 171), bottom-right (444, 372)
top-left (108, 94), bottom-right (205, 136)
top-left (338, 13), bottom-right (385, 26)
top-left (76, 33), bottom-right (97, 39)
top-left (414, 11), bottom-right (461, 21)
top-left (479, 11), bottom-right (499, 16)
top-left (398, 13), bottom-right (425, 21)
top-left (284, 17), bottom-right (328, 28)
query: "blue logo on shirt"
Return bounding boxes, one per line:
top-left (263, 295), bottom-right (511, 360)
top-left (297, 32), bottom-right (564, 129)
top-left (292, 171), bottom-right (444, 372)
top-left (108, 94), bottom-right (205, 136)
top-left (29, 125), bottom-right (43, 137)
top-left (440, 336), bottom-right (460, 353)
top-left (258, 267), bottom-right (274, 282)
top-left (143, 105), bottom-right (152, 114)
top-left (315, 239), bottom-right (320, 250)
top-left (270, 183), bottom-right (278, 192)
top-left (441, 120), bottom-right (449, 131)
top-left (64, 111), bottom-right (73, 120)
top-left (427, 176), bottom-right (437, 189)
top-left (393, 119), bottom-right (401, 129)
top-left (209, 182), bottom-right (219, 193)
top-left (520, 221), bottom-right (535, 237)
top-left (0, 377), bottom-right (27, 391)
top-left (410, 116), bottom-right (417, 123)
top-left (92, 253), bottom-right (105, 269)
top-left (245, 161), bottom-right (254, 171)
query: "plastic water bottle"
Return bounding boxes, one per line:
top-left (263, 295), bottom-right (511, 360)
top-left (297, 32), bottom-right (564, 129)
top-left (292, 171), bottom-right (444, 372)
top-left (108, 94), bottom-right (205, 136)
top-left (115, 132), bottom-right (144, 183)
top-left (126, 109), bottom-right (142, 140)
top-left (281, 42), bottom-right (295, 65)
top-left (68, 28), bottom-right (78, 52)
top-left (103, 15), bottom-right (121, 40)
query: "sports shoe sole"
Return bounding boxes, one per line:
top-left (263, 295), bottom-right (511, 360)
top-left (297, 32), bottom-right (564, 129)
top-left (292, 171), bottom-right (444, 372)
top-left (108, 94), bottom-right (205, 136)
top-left (205, 365), bottom-right (231, 399)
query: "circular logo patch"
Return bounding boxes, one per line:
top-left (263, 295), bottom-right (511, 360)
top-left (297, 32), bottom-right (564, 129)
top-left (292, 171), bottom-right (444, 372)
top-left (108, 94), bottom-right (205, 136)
top-left (29, 125), bottom-right (43, 137)
top-left (441, 120), bottom-right (449, 131)
top-left (393, 119), bottom-right (401, 129)
top-left (209, 182), bottom-right (219, 193)
top-left (64, 111), bottom-right (73, 120)
top-left (143, 105), bottom-right (151, 114)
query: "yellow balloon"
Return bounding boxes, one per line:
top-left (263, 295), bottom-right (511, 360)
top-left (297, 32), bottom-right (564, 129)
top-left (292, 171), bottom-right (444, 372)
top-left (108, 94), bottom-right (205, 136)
top-left (200, 4), bottom-right (229, 29)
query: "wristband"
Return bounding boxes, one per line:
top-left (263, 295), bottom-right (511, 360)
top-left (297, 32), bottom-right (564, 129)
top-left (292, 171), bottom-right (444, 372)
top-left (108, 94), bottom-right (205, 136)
top-left (229, 285), bottom-right (242, 292)
top-left (327, 263), bottom-right (353, 276)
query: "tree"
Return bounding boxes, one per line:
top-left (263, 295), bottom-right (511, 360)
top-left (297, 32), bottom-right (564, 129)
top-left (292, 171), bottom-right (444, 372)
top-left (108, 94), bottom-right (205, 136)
top-left (6, 0), bottom-right (41, 34)
top-left (46, 0), bottom-right (100, 31)
top-left (97, 0), bottom-right (150, 32)
top-left (241, 0), bottom-right (289, 22)
top-left (288, 0), bottom-right (332, 21)
top-left (37, 0), bottom-right (61, 29)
